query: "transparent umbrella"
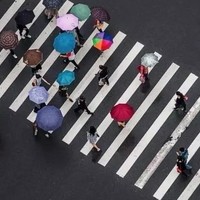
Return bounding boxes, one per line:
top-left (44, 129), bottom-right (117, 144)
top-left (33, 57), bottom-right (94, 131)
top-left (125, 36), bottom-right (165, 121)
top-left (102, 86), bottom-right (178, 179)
top-left (141, 53), bottom-right (158, 68)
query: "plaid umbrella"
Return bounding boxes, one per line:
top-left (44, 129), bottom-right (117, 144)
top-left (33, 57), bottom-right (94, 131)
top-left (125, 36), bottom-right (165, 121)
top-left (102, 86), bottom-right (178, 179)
top-left (23, 49), bottom-right (43, 65)
top-left (43, 0), bottom-right (63, 9)
top-left (91, 6), bottom-right (110, 22)
top-left (0, 30), bottom-right (18, 50)
top-left (70, 3), bottom-right (91, 21)
top-left (56, 14), bottom-right (79, 31)
top-left (93, 32), bottom-right (113, 51)
top-left (36, 106), bottom-right (63, 131)
top-left (15, 9), bottom-right (35, 25)
top-left (29, 86), bottom-right (49, 104)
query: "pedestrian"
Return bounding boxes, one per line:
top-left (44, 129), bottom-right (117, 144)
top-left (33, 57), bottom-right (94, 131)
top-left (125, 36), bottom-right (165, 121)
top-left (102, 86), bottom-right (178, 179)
top-left (117, 121), bottom-right (126, 128)
top-left (96, 65), bottom-right (109, 86)
top-left (137, 65), bottom-right (148, 83)
top-left (59, 50), bottom-right (79, 70)
top-left (74, 95), bottom-right (93, 115)
top-left (32, 74), bottom-right (51, 86)
top-left (16, 23), bottom-right (31, 39)
top-left (93, 19), bottom-right (103, 32)
top-left (176, 147), bottom-right (192, 169)
top-left (174, 91), bottom-right (187, 112)
top-left (29, 63), bottom-right (42, 76)
top-left (74, 27), bottom-right (84, 46)
top-left (58, 85), bottom-right (73, 102)
top-left (176, 155), bottom-right (191, 176)
top-left (10, 48), bottom-right (18, 59)
top-left (87, 126), bottom-right (101, 151)
top-left (44, 8), bottom-right (58, 20)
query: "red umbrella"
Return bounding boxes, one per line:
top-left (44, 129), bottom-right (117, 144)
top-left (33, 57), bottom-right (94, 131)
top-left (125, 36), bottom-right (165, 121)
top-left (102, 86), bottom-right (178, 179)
top-left (110, 103), bottom-right (134, 122)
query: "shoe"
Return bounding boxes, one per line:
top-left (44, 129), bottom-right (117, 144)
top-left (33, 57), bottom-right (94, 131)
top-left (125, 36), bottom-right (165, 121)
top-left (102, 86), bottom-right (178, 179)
top-left (97, 148), bottom-right (101, 152)
top-left (45, 133), bottom-right (50, 138)
top-left (21, 35), bottom-right (25, 39)
top-left (12, 54), bottom-right (18, 59)
top-left (74, 66), bottom-right (80, 70)
top-left (63, 59), bottom-right (67, 63)
top-left (34, 129), bottom-right (38, 136)
top-left (25, 34), bottom-right (32, 38)
top-left (68, 98), bottom-right (73, 102)
top-left (88, 112), bottom-right (94, 115)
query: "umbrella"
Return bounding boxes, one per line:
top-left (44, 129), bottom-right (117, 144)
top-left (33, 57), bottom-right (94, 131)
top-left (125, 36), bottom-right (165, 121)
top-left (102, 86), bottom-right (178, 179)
top-left (91, 7), bottom-right (110, 22)
top-left (29, 86), bottom-right (49, 104)
top-left (53, 32), bottom-right (76, 54)
top-left (0, 30), bottom-right (18, 50)
top-left (36, 106), bottom-right (63, 131)
top-left (93, 32), bottom-right (113, 51)
top-left (23, 49), bottom-right (43, 65)
top-left (15, 9), bottom-right (35, 25)
top-left (70, 3), bottom-right (91, 21)
top-left (42, 0), bottom-right (63, 9)
top-left (56, 70), bottom-right (75, 86)
top-left (141, 53), bottom-right (159, 68)
top-left (110, 103), bottom-right (134, 122)
top-left (56, 14), bottom-right (79, 31)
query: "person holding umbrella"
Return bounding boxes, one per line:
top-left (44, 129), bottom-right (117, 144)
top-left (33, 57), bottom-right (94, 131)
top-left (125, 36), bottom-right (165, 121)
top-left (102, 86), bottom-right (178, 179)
top-left (15, 9), bottom-right (34, 39)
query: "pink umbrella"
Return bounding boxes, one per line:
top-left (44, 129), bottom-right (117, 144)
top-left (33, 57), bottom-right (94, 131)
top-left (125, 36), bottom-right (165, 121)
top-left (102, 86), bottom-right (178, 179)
top-left (56, 14), bottom-right (79, 31)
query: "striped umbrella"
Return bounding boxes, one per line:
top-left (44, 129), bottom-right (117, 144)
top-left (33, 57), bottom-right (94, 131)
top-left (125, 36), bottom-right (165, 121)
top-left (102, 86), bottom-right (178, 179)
top-left (0, 30), bottom-right (18, 50)
top-left (93, 32), bottom-right (113, 51)
top-left (91, 6), bottom-right (110, 22)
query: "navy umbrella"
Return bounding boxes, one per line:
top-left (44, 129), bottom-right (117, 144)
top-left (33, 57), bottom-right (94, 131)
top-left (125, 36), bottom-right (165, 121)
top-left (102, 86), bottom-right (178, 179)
top-left (36, 106), bottom-right (63, 131)
top-left (43, 0), bottom-right (63, 9)
top-left (15, 9), bottom-right (35, 25)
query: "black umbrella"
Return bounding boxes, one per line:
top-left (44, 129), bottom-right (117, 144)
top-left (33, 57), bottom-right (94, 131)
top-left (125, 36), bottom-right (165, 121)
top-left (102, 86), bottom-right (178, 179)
top-left (15, 9), bottom-right (35, 25)
top-left (43, 0), bottom-right (63, 9)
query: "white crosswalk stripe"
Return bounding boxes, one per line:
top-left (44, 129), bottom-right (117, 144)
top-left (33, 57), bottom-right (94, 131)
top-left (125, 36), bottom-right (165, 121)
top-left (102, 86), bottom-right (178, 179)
top-left (1, 1), bottom-right (200, 199)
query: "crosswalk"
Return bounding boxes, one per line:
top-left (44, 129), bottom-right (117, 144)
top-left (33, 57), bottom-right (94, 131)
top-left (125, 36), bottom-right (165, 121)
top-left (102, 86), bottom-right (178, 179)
top-left (1, 0), bottom-right (200, 199)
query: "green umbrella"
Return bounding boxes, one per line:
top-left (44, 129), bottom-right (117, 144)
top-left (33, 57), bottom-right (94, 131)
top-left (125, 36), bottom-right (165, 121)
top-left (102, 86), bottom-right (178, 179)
top-left (70, 3), bottom-right (91, 21)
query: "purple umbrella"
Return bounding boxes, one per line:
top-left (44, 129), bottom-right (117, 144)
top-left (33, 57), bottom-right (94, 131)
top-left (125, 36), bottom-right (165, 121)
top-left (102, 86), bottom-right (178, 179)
top-left (56, 14), bottom-right (79, 31)
top-left (36, 106), bottom-right (63, 131)
top-left (91, 7), bottom-right (110, 22)
top-left (29, 86), bottom-right (49, 104)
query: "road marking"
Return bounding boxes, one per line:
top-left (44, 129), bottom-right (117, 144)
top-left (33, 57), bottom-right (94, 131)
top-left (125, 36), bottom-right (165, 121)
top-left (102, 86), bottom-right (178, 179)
top-left (0, 0), bottom-right (26, 32)
top-left (98, 63), bottom-right (180, 167)
top-left (80, 52), bottom-right (162, 155)
top-left (9, 18), bottom-right (92, 112)
top-left (135, 95), bottom-right (200, 190)
top-left (153, 129), bottom-right (200, 200)
top-left (0, 1), bottom-right (74, 99)
top-left (62, 41), bottom-right (143, 144)
top-left (177, 169), bottom-right (200, 200)
top-left (26, 23), bottom-right (109, 122)
top-left (116, 73), bottom-right (198, 178)
top-left (0, 0), bottom-right (45, 66)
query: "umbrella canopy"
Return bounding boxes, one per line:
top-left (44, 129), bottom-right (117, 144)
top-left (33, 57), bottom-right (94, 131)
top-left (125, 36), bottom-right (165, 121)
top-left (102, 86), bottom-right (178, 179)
top-left (29, 86), bottom-right (49, 104)
top-left (15, 9), bottom-right (35, 25)
top-left (56, 14), bottom-right (79, 31)
top-left (70, 3), bottom-right (91, 21)
top-left (91, 6), bottom-right (110, 22)
top-left (93, 32), bottom-right (113, 51)
top-left (23, 49), bottom-right (43, 65)
top-left (36, 106), bottom-right (63, 131)
top-left (110, 103), bottom-right (134, 122)
top-left (53, 32), bottom-right (76, 54)
top-left (141, 53), bottom-right (159, 68)
top-left (42, 0), bottom-right (62, 9)
top-left (56, 70), bottom-right (75, 86)
top-left (0, 30), bottom-right (18, 50)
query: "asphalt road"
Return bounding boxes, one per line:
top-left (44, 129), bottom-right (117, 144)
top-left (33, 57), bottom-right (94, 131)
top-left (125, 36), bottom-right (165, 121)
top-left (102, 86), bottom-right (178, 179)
top-left (0, 0), bottom-right (200, 200)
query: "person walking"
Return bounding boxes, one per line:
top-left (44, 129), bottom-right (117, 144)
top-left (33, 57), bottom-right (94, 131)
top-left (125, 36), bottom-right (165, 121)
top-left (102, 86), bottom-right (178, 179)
top-left (137, 65), bottom-right (149, 83)
top-left (87, 126), bottom-right (101, 151)
top-left (93, 19), bottom-right (103, 32)
top-left (16, 23), bottom-right (31, 39)
top-left (117, 121), bottom-right (126, 128)
top-left (60, 50), bottom-right (79, 70)
top-left (176, 147), bottom-right (192, 169)
top-left (32, 74), bottom-right (51, 86)
top-left (96, 65), bottom-right (109, 86)
top-left (74, 96), bottom-right (93, 115)
top-left (58, 85), bottom-right (73, 102)
top-left (174, 91), bottom-right (187, 112)
top-left (44, 8), bottom-right (59, 20)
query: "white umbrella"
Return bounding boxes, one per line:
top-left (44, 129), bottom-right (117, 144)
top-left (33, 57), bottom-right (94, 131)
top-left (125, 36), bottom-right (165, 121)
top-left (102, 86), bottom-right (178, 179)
top-left (141, 53), bottom-right (158, 67)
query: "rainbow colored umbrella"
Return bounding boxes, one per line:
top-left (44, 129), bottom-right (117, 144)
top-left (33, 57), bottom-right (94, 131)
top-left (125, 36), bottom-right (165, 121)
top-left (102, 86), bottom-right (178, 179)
top-left (93, 32), bottom-right (113, 51)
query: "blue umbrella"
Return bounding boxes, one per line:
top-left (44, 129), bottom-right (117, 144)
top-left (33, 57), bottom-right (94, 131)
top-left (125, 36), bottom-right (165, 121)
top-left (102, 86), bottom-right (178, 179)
top-left (36, 106), bottom-right (63, 131)
top-left (56, 70), bottom-right (75, 86)
top-left (53, 32), bottom-right (76, 54)
top-left (29, 86), bottom-right (49, 104)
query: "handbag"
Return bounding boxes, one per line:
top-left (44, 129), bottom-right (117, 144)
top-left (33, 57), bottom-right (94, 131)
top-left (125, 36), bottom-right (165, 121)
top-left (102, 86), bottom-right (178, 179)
top-left (139, 74), bottom-right (145, 83)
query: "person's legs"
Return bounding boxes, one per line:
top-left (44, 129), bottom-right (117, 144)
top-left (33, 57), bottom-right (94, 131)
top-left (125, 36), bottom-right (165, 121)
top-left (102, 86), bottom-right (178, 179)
top-left (10, 49), bottom-right (17, 58)
top-left (92, 144), bottom-right (100, 151)
top-left (84, 106), bottom-right (93, 115)
top-left (70, 60), bottom-right (79, 69)
top-left (104, 77), bottom-right (109, 85)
